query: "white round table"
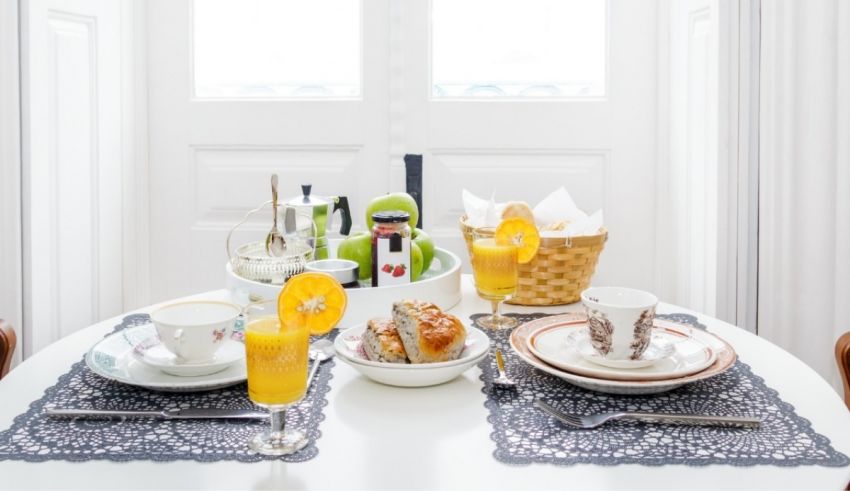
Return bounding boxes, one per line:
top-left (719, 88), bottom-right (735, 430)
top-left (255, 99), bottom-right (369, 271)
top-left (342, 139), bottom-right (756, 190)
top-left (1, 276), bottom-right (849, 490)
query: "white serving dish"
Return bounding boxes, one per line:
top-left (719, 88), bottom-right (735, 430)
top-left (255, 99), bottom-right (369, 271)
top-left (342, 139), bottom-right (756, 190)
top-left (226, 240), bottom-right (462, 329)
top-left (334, 323), bottom-right (490, 387)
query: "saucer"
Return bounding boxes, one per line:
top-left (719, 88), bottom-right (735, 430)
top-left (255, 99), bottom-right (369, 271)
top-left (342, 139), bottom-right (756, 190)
top-left (526, 322), bottom-right (717, 381)
top-left (566, 329), bottom-right (674, 369)
top-left (132, 337), bottom-right (245, 377)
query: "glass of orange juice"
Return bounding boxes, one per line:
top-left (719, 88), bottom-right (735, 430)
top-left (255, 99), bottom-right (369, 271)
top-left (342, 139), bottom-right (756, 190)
top-left (244, 299), bottom-right (310, 455)
top-left (471, 227), bottom-right (519, 330)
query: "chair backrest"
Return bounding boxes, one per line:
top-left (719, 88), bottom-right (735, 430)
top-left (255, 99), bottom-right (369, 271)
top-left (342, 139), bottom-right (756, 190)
top-left (835, 332), bottom-right (850, 410)
top-left (0, 320), bottom-right (15, 380)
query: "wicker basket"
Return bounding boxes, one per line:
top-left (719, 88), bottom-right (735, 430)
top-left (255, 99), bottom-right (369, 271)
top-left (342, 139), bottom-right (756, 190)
top-left (460, 215), bottom-right (607, 306)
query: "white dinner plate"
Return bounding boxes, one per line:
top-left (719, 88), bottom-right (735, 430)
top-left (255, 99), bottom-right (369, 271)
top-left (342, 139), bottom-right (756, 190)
top-left (527, 324), bottom-right (716, 381)
top-left (86, 323), bottom-right (247, 392)
top-left (132, 337), bottom-right (245, 377)
top-left (334, 323), bottom-right (490, 387)
top-left (510, 313), bottom-right (737, 395)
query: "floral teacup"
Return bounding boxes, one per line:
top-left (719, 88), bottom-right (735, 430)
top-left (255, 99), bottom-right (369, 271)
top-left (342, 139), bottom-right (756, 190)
top-left (580, 287), bottom-right (658, 361)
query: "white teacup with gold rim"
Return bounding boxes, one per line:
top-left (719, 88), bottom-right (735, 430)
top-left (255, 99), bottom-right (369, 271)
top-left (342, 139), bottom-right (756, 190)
top-left (580, 287), bottom-right (658, 361)
top-left (149, 301), bottom-right (242, 364)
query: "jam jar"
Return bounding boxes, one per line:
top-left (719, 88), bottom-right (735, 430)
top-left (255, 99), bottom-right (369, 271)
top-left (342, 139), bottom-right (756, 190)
top-left (371, 211), bottom-right (411, 287)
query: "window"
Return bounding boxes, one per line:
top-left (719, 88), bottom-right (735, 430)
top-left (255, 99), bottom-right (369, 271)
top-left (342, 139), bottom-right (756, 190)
top-left (431, 0), bottom-right (606, 98)
top-left (193, 0), bottom-right (361, 98)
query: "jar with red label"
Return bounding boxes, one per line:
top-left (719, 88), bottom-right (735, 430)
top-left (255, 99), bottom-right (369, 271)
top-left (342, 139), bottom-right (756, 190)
top-left (371, 211), bottom-right (411, 287)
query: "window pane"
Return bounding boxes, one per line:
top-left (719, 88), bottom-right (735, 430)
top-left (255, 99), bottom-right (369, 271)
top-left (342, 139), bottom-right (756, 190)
top-left (193, 0), bottom-right (360, 98)
top-left (431, 0), bottom-right (606, 98)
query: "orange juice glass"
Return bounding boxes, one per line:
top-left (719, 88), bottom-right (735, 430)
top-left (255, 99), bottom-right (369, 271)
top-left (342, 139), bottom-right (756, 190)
top-left (471, 227), bottom-right (519, 329)
top-left (244, 300), bottom-right (310, 456)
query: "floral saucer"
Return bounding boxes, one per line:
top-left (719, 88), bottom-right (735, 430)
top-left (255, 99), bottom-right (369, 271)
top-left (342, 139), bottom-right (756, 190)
top-left (132, 337), bottom-right (245, 377)
top-left (566, 328), bottom-right (674, 369)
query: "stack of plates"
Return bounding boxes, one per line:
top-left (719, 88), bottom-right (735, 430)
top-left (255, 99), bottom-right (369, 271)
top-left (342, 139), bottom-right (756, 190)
top-left (86, 323), bottom-right (247, 392)
top-left (334, 324), bottom-right (490, 388)
top-left (510, 314), bottom-right (737, 395)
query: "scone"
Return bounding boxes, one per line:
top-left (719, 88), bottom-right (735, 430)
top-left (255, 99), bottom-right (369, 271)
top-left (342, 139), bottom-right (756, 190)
top-left (362, 318), bottom-right (408, 363)
top-left (501, 201), bottom-right (535, 223)
top-left (392, 300), bottom-right (466, 363)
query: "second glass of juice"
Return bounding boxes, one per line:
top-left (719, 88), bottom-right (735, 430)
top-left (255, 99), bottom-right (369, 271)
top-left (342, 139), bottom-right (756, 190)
top-left (471, 227), bottom-right (519, 329)
top-left (244, 300), bottom-right (310, 455)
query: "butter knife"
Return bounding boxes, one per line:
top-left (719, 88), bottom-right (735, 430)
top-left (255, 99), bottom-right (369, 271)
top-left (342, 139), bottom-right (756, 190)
top-left (45, 407), bottom-right (268, 420)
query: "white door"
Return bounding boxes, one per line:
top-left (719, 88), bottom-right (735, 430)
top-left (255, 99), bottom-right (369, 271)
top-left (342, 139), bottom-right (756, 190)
top-left (146, 0), bottom-right (390, 301)
top-left (147, 0), bottom-right (660, 298)
top-left (20, 0), bottom-right (125, 355)
top-left (399, 0), bottom-right (659, 289)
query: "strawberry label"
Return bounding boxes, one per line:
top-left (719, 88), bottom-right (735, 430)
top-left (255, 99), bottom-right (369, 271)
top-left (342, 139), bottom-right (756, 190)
top-left (375, 234), bottom-right (411, 286)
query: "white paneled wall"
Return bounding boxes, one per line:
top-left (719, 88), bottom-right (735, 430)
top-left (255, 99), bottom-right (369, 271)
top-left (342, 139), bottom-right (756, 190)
top-left (21, 0), bottom-right (126, 355)
top-left (0, 0), bottom-right (23, 365)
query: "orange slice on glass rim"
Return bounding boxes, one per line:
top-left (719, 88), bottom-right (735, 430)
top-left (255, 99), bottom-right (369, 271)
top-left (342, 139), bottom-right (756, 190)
top-left (278, 272), bottom-right (347, 335)
top-left (495, 217), bottom-right (541, 264)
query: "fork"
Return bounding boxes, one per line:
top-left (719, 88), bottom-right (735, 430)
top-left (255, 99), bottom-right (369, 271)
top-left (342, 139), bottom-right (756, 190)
top-left (492, 349), bottom-right (516, 389)
top-left (534, 399), bottom-right (761, 429)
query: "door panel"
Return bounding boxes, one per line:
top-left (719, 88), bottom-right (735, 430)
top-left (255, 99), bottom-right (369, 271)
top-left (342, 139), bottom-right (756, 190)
top-left (147, 0), bottom-right (389, 300)
top-left (21, 0), bottom-right (124, 355)
top-left (399, 0), bottom-right (659, 288)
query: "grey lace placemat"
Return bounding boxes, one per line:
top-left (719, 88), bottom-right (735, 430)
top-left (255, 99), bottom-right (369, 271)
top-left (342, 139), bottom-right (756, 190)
top-left (473, 312), bottom-right (850, 467)
top-left (0, 314), bottom-right (336, 463)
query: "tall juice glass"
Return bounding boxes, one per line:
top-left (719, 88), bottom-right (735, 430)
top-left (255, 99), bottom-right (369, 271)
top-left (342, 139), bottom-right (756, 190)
top-left (244, 300), bottom-right (310, 455)
top-left (471, 227), bottom-right (519, 329)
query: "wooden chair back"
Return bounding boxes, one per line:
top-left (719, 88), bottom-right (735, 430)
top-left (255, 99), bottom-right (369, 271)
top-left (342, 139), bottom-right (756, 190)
top-left (0, 320), bottom-right (15, 380)
top-left (835, 332), bottom-right (850, 410)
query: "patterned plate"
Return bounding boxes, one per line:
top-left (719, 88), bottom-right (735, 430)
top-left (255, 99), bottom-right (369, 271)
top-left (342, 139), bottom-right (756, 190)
top-left (86, 323), bottom-right (247, 392)
top-left (527, 323), bottom-right (716, 381)
top-left (510, 314), bottom-right (736, 395)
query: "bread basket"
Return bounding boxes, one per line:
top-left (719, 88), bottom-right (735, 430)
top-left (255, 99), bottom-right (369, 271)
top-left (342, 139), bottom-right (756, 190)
top-left (459, 215), bottom-right (607, 305)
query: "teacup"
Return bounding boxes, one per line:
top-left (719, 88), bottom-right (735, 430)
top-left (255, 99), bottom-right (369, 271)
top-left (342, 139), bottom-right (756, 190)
top-left (149, 301), bottom-right (242, 364)
top-left (580, 287), bottom-right (658, 361)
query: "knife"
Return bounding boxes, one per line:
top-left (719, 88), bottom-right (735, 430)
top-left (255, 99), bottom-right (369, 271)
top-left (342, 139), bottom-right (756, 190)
top-left (44, 407), bottom-right (268, 420)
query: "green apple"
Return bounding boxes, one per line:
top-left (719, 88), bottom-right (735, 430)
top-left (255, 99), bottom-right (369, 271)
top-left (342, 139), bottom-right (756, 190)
top-left (410, 241), bottom-right (424, 281)
top-left (365, 192), bottom-right (419, 230)
top-left (337, 232), bottom-right (372, 280)
top-left (412, 228), bottom-right (435, 273)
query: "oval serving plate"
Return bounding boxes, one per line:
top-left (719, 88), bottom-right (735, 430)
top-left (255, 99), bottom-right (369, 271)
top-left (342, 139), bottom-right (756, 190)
top-left (86, 323), bottom-right (247, 392)
top-left (227, 244), bottom-right (463, 329)
top-left (510, 313), bottom-right (737, 395)
top-left (334, 323), bottom-right (490, 387)
top-left (527, 323), bottom-right (716, 381)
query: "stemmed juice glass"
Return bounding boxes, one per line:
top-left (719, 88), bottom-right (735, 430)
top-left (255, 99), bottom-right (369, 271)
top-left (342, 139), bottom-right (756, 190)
top-left (244, 300), bottom-right (310, 455)
top-left (471, 227), bottom-right (519, 330)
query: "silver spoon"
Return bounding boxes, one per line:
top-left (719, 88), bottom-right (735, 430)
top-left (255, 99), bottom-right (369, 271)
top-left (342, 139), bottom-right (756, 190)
top-left (265, 174), bottom-right (287, 257)
top-left (492, 349), bottom-right (516, 389)
top-left (306, 339), bottom-right (335, 391)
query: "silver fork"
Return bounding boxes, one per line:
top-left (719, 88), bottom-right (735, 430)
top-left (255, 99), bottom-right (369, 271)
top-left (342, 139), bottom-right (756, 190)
top-left (534, 399), bottom-right (761, 429)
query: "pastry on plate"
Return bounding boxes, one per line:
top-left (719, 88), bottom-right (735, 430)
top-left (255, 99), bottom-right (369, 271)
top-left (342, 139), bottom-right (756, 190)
top-left (392, 300), bottom-right (466, 363)
top-left (362, 318), bottom-right (408, 364)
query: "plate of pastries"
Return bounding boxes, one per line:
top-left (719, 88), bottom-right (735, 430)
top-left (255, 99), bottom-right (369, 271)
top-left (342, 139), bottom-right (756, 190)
top-left (334, 299), bottom-right (490, 387)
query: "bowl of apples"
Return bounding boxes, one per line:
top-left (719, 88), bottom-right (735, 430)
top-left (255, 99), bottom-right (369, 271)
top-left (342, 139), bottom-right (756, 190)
top-left (226, 192), bottom-right (462, 329)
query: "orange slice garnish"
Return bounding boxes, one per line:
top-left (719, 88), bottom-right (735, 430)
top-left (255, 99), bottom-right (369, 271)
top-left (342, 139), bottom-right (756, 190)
top-left (495, 217), bottom-right (540, 264)
top-left (278, 272), bottom-right (347, 335)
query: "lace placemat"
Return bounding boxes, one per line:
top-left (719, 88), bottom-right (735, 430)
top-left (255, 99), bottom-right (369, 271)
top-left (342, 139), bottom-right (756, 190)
top-left (0, 314), bottom-right (336, 463)
top-left (473, 312), bottom-right (849, 467)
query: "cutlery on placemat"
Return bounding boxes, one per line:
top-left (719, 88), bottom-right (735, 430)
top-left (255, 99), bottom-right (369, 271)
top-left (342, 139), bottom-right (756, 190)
top-left (534, 399), bottom-right (761, 429)
top-left (44, 407), bottom-right (268, 420)
top-left (492, 349), bottom-right (517, 389)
